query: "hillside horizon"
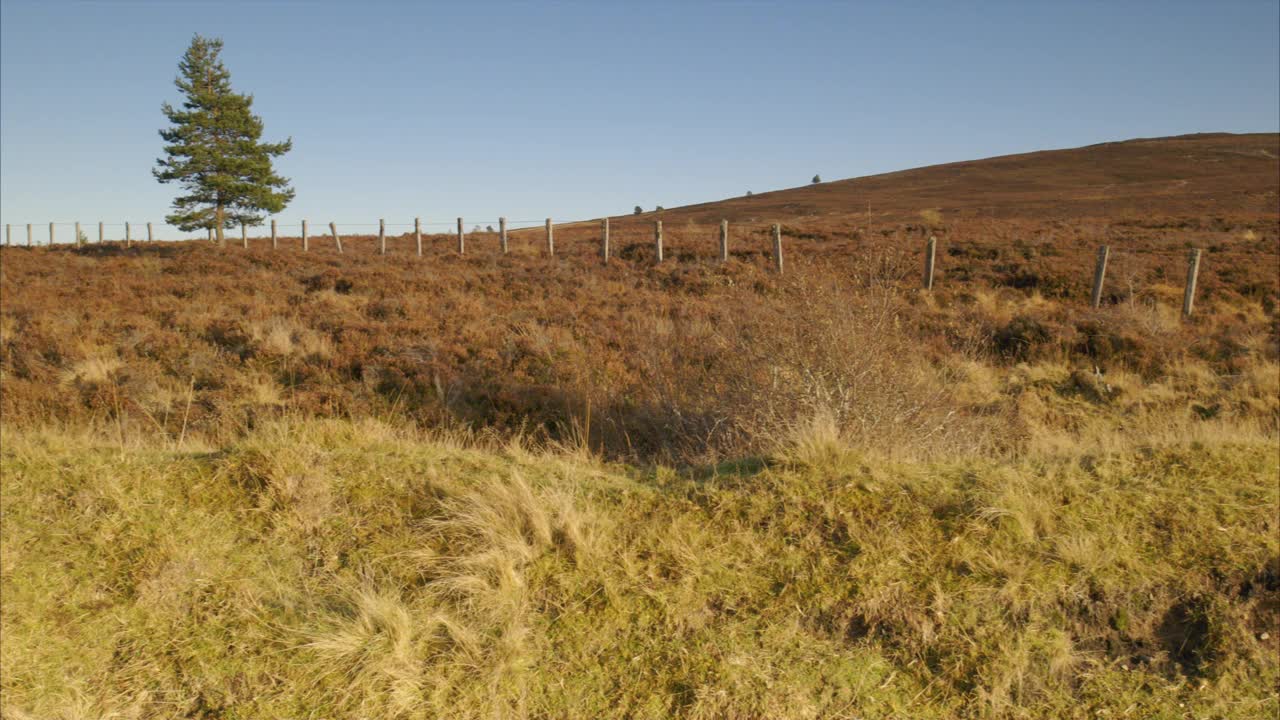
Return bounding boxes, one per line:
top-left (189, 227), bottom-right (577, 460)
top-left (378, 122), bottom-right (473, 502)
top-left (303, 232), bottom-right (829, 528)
top-left (4, 132), bottom-right (1275, 242)
top-left (602, 132), bottom-right (1279, 228)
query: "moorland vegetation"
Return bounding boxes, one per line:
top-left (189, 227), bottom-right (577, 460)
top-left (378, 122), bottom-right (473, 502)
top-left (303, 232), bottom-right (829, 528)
top-left (2, 134), bottom-right (1278, 717)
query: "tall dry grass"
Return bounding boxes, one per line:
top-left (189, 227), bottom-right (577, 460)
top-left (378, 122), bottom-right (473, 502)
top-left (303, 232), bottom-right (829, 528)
top-left (1, 417), bottom-right (1275, 718)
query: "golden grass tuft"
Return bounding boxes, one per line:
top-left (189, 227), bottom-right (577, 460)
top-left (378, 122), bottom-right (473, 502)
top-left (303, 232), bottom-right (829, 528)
top-left (247, 316), bottom-right (333, 359)
top-left (305, 586), bottom-right (427, 716)
top-left (919, 208), bottom-right (944, 225)
top-left (240, 372), bottom-right (284, 406)
top-left (776, 407), bottom-right (850, 468)
top-left (59, 353), bottom-right (123, 387)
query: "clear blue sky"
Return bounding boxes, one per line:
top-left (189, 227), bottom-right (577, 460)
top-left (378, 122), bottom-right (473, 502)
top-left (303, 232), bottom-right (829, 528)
top-left (2, 1), bottom-right (1277, 239)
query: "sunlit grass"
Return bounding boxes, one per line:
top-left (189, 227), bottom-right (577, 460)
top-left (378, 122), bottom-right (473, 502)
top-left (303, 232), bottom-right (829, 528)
top-left (2, 417), bottom-right (1275, 718)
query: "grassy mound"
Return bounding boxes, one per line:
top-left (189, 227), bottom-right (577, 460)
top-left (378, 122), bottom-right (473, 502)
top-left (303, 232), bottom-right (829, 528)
top-left (2, 419), bottom-right (1275, 718)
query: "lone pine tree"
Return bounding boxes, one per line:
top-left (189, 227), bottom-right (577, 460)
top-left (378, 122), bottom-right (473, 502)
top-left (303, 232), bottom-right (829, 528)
top-left (155, 35), bottom-right (293, 245)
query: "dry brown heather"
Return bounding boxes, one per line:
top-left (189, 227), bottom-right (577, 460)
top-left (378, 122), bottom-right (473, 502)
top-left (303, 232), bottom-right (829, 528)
top-left (1, 209), bottom-right (1277, 462)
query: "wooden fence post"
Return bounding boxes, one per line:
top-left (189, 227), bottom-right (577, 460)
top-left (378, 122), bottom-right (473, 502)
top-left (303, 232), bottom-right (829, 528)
top-left (147, 222), bottom-right (153, 243)
top-left (719, 220), bottom-right (729, 261)
top-left (76, 222), bottom-right (82, 247)
top-left (415, 217), bottom-right (422, 256)
top-left (923, 235), bottom-right (937, 290)
top-left (601, 218), bottom-right (610, 263)
top-left (271, 219), bottom-right (278, 250)
top-left (99, 222), bottom-right (104, 244)
top-left (330, 222), bottom-right (343, 253)
top-left (26, 224), bottom-right (32, 247)
top-left (1090, 245), bottom-right (1110, 308)
top-left (207, 227), bottom-right (213, 243)
top-left (773, 224), bottom-right (784, 274)
top-left (4, 224), bottom-right (9, 246)
top-left (302, 220), bottom-right (309, 252)
top-left (125, 222), bottom-right (131, 248)
top-left (499, 217), bottom-right (508, 254)
top-left (545, 218), bottom-right (554, 256)
top-left (379, 218), bottom-right (386, 255)
top-left (241, 223), bottom-right (248, 249)
top-left (49, 222), bottom-right (54, 246)
top-left (1182, 248), bottom-right (1201, 318)
top-left (654, 220), bottom-right (663, 262)
top-left (457, 217), bottom-right (465, 255)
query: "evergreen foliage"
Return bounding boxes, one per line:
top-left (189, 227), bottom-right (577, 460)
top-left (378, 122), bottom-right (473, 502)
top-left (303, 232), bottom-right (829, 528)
top-left (154, 35), bottom-right (293, 244)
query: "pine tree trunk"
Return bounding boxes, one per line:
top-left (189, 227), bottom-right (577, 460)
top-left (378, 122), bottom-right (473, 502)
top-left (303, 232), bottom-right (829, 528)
top-left (209, 67), bottom-right (225, 248)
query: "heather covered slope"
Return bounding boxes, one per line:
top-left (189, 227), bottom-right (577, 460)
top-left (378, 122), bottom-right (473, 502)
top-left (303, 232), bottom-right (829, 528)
top-left (1, 420), bottom-right (1276, 719)
top-left (619, 133), bottom-right (1279, 226)
top-left (1, 223), bottom-right (1276, 463)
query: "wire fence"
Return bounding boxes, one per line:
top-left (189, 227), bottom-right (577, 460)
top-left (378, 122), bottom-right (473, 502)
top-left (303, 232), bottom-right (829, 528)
top-left (0, 217), bottom-right (571, 246)
top-left (3, 214), bottom-right (1271, 318)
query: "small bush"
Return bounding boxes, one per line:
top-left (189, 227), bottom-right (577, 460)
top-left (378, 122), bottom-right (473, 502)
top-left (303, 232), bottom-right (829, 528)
top-left (995, 316), bottom-right (1053, 360)
top-left (1075, 322), bottom-right (1148, 369)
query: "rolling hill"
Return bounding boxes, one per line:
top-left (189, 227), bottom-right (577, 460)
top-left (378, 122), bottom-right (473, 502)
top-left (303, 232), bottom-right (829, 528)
top-left (614, 133), bottom-right (1280, 226)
